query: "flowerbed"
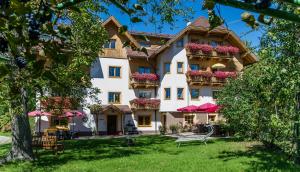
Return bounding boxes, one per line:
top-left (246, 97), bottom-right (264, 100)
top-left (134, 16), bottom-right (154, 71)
top-left (185, 43), bottom-right (213, 54)
top-left (131, 72), bottom-right (159, 81)
top-left (131, 98), bottom-right (160, 109)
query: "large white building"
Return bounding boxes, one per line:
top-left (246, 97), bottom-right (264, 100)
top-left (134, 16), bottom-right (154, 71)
top-left (38, 16), bottom-right (258, 135)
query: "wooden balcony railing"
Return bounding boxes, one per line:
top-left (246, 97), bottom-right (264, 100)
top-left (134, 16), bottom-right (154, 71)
top-left (130, 73), bottom-right (160, 88)
top-left (185, 43), bottom-right (240, 60)
top-left (130, 98), bottom-right (160, 110)
top-left (186, 71), bottom-right (237, 86)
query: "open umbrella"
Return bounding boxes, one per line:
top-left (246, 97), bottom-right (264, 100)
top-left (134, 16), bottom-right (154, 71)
top-left (63, 110), bottom-right (85, 138)
top-left (212, 63), bottom-right (226, 69)
top-left (28, 110), bottom-right (51, 135)
top-left (177, 105), bottom-right (198, 112)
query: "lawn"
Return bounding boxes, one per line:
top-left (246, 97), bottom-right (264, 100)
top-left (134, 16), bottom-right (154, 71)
top-left (0, 136), bottom-right (299, 172)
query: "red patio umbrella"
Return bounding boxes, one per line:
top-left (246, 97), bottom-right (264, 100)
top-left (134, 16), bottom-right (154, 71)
top-left (177, 105), bottom-right (198, 112)
top-left (197, 103), bottom-right (217, 111)
top-left (63, 110), bottom-right (85, 136)
top-left (204, 105), bottom-right (221, 113)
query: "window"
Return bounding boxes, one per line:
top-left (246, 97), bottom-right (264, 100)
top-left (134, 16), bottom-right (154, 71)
top-left (190, 64), bottom-right (200, 71)
top-left (212, 90), bottom-right (220, 99)
top-left (164, 62), bottom-right (171, 74)
top-left (208, 115), bottom-right (216, 122)
top-left (164, 88), bottom-right (171, 100)
top-left (138, 67), bottom-right (151, 74)
top-left (191, 89), bottom-right (200, 99)
top-left (176, 38), bottom-right (184, 47)
top-left (210, 41), bottom-right (218, 47)
top-left (109, 66), bottom-right (121, 78)
top-left (138, 115), bottom-right (151, 127)
top-left (104, 39), bottom-right (116, 49)
top-left (108, 92), bottom-right (121, 104)
top-left (177, 62), bottom-right (184, 74)
top-left (138, 90), bottom-right (152, 98)
top-left (177, 88), bottom-right (184, 100)
top-left (185, 115), bottom-right (194, 124)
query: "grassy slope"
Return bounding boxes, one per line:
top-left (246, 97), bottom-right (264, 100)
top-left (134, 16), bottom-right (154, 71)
top-left (0, 136), bottom-right (299, 172)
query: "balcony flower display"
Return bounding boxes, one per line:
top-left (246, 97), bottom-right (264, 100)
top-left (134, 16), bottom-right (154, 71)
top-left (185, 43), bottom-right (213, 54)
top-left (131, 72), bottom-right (159, 81)
top-left (187, 70), bottom-right (213, 78)
top-left (214, 71), bottom-right (237, 79)
top-left (215, 45), bottom-right (240, 55)
top-left (131, 98), bottom-right (160, 109)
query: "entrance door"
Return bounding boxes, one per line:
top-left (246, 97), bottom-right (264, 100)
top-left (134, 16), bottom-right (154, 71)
top-left (107, 115), bottom-right (117, 135)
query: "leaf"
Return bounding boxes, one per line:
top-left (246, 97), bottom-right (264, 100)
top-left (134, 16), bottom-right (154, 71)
top-left (68, 6), bottom-right (81, 13)
top-left (131, 17), bottom-right (142, 23)
top-left (118, 25), bottom-right (128, 34)
top-left (42, 71), bottom-right (57, 82)
top-left (0, 64), bottom-right (9, 80)
top-left (202, 0), bottom-right (215, 10)
top-left (133, 4), bottom-right (144, 11)
top-left (208, 10), bottom-right (224, 30)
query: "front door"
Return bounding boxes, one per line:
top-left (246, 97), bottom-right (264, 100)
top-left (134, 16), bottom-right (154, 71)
top-left (107, 115), bottom-right (117, 135)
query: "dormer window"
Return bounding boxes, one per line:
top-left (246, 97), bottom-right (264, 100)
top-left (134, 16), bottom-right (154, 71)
top-left (104, 39), bottom-right (116, 49)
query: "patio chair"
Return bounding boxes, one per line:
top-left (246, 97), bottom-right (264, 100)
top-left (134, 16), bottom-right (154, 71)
top-left (175, 124), bottom-right (214, 147)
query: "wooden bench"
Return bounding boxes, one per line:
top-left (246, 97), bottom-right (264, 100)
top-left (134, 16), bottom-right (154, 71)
top-left (42, 136), bottom-right (64, 154)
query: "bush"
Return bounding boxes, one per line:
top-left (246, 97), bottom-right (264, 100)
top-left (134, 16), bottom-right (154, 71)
top-left (169, 124), bottom-right (179, 134)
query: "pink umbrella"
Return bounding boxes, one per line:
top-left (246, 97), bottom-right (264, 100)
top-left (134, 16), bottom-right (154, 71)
top-left (197, 103), bottom-right (217, 111)
top-left (63, 110), bottom-right (85, 137)
top-left (28, 110), bottom-right (51, 135)
top-left (28, 110), bottom-right (51, 117)
top-left (204, 105), bottom-right (221, 113)
top-left (177, 105), bottom-right (198, 112)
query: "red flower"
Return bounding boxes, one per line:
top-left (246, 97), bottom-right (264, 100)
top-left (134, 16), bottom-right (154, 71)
top-left (187, 70), bottom-right (213, 78)
top-left (132, 72), bottom-right (159, 81)
top-left (186, 43), bottom-right (213, 54)
top-left (215, 46), bottom-right (240, 55)
top-left (214, 71), bottom-right (237, 79)
top-left (227, 46), bottom-right (239, 54)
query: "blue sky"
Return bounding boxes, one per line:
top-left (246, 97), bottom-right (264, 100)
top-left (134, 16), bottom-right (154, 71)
top-left (100, 0), bottom-right (265, 48)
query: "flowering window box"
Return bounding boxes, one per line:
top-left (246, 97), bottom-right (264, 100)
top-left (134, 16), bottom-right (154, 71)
top-left (131, 72), bottom-right (160, 88)
top-left (186, 70), bottom-right (213, 83)
top-left (130, 98), bottom-right (160, 110)
top-left (185, 43), bottom-right (213, 55)
top-left (215, 46), bottom-right (240, 55)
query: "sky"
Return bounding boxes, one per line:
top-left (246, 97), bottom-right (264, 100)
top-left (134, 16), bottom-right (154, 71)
top-left (100, 0), bottom-right (265, 49)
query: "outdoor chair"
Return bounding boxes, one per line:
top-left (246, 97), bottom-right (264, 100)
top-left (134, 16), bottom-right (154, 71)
top-left (42, 135), bottom-right (64, 155)
top-left (175, 124), bottom-right (214, 147)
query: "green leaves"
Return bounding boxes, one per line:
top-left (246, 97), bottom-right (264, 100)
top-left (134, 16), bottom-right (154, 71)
top-left (131, 17), bottom-right (142, 23)
top-left (0, 64), bottom-right (9, 80)
top-left (208, 10), bottom-right (224, 30)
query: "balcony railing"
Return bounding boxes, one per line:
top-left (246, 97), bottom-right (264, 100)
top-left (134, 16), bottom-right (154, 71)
top-left (186, 71), bottom-right (237, 86)
top-left (185, 43), bottom-right (240, 59)
top-left (130, 72), bottom-right (160, 88)
top-left (130, 98), bottom-right (160, 110)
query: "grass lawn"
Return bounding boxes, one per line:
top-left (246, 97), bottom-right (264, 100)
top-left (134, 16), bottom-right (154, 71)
top-left (0, 136), bottom-right (299, 172)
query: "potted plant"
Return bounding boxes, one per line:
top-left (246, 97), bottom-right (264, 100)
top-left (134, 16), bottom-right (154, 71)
top-left (169, 124), bottom-right (179, 134)
top-left (159, 125), bottom-right (166, 135)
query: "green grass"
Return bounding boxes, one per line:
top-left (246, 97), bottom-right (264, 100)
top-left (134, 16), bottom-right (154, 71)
top-left (0, 136), bottom-right (299, 172)
top-left (0, 132), bottom-right (11, 137)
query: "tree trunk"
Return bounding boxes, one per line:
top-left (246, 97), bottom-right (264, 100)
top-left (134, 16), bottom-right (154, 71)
top-left (1, 87), bottom-right (34, 163)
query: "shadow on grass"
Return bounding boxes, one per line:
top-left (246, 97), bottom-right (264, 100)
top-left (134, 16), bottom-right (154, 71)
top-left (217, 144), bottom-right (300, 171)
top-left (0, 135), bottom-right (178, 170)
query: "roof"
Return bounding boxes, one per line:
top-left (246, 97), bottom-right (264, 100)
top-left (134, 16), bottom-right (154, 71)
top-left (102, 16), bottom-right (140, 48)
top-left (101, 104), bottom-right (132, 114)
top-left (126, 47), bottom-right (156, 59)
top-left (149, 17), bottom-right (258, 65)
top-left (129, 31), bottom-right (174, 39)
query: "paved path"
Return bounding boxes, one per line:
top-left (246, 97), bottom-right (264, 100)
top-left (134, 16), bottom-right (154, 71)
top-left (0, 136), bottom-right (11, 145)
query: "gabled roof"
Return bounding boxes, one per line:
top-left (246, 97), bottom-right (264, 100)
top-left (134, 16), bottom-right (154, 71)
top-left (101, 104), bottom-right (132, 114)
top-left (129, 31), bottom-right (174, 39)
top-left (102, 16), bottom-right (140, 48)
top-left (149, 17), bottom-right (258, 65)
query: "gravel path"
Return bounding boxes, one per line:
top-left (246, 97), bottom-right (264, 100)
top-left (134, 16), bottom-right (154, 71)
top-left (0, 136), bottom-right (11, 145)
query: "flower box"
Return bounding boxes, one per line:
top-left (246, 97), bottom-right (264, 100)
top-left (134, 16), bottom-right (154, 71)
top-left (215, 45), bottom-right (240, 55)
top-left (131, 72), bottom-right (159, 81)
top-left (185, 43), bottom-right (213, 54)
top-left (130, 98), bottom-right (160, 110)
top-left (214, 71), bottom-right (237, 79)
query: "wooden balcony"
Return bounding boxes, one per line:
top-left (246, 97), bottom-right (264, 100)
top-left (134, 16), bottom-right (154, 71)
top-left (186, 49), bottom-right (234, 60)
top-left (130, 73), bottom-right (160, 88)
top-left (186, 71), bottom-right (234, 86)
top-left (130, 98), bottom-right (160, 110)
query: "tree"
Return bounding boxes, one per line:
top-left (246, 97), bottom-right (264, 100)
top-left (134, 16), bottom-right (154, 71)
top-left (0, 0), bottom-right (192, 162)
top-left (218, 18), bottom-right (300, 156)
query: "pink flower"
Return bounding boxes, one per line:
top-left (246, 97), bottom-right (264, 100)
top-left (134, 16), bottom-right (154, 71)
top-left (214, 71), bottom-right (237, 79)
top-left (187, 70), bottom-right (213, 78)
top-left (215, 46), bottom-right (240, 55)
top-left (227, 46), bottom-right (239, 54)
top-left (132, 72), bottom-right (159, 81)
top-left (131, 98), bottom-right (160, 107)
top-left (186, 43), bottom-right (213, 54)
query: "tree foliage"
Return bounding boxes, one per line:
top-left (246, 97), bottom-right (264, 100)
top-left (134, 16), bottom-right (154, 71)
top-left (218, 18), bottom-right (300, 156)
